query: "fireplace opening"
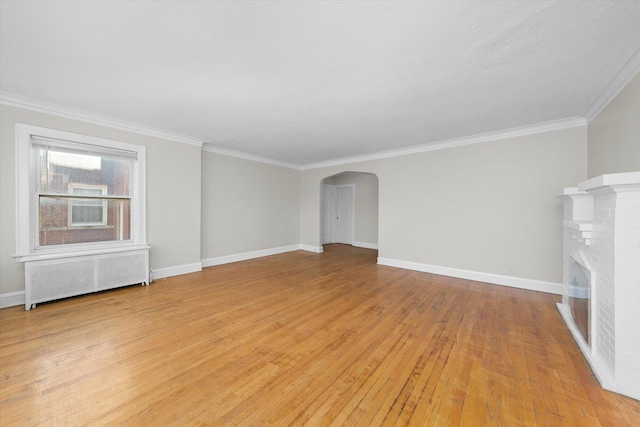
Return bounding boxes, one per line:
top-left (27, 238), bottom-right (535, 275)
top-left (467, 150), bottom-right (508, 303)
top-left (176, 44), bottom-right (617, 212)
top-left (568, 256), bottom-right (592, 347)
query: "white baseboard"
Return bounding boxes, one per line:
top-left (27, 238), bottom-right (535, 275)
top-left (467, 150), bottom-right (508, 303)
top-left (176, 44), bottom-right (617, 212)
top-left (0, 291), bottom-right (26, 309)
top-left (353, 241), bottom-right (378, 250)
top-left (299, 244), bottom-right (323, 253)
top-left (151, 262), bottom-right (203, 280)
top-left (202, 245), bottom-right (301, 267)
top-left (377, 257), bottom-right (562, 295)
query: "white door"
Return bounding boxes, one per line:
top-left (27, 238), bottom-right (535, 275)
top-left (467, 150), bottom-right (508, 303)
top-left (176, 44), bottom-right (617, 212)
top-left (335, 185), bottom-right (354, 244)
top-left (322, 184), bottom-right (354, 245)
top-left (322, 185), bottom-right (336, 244)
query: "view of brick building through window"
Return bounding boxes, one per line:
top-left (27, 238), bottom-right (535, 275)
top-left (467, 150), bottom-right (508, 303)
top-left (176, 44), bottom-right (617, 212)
top-left (38, 149), bottom-right (132, 246)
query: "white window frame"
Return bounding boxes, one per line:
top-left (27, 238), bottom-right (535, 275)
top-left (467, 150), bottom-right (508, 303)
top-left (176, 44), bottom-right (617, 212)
top-left (68, 184), bottom-right (108, 227)
top-left (15, 124), bottom-right (148, 262)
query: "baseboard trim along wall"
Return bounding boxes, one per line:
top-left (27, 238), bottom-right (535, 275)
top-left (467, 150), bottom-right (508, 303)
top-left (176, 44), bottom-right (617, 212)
top-left (202, 245), bottom-right (301, 267)
top-left (299, 244), bottom-right (324, 253)
top-left (353, 241), bottom-right (379, 250)
top-left (151, 262), bottom-right (203, 281)
top-left (0, 291), bottom-right (26, 309)
top-left (377, 257), bottom-right (563, 295)
top-left (202, 244), bottom-right (326, 268)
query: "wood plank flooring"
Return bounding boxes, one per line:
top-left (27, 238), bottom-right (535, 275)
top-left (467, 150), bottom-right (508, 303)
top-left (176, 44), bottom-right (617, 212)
top-left (1, 244), bottom-right (638, 425)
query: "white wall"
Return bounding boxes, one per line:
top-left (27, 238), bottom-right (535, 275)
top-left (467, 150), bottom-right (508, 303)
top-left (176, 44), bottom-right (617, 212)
top-left (323, 172), bottom-right (379, 247)
top-left (201, 150), bottom-right (300, 260)
top-left (588, 72), bottom-right (640, 178)
top-left (301, 126), bottom-right (587, 284)
top-left (0, 104), bottom-right (596, 302)
top-left (0, 104), bottom-right (202, 296)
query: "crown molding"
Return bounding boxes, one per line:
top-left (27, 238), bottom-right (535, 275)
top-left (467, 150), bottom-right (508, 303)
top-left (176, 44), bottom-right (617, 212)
top-left (301, 116), bottom-right (587, 170)
top-left (582, 40), bottom-right (640, 121)
top-left (2, 91), bottom-right (589, 170)
top-left (201, 143), bottom-right (301, 170)
top-left (0, 92), bottom-right (205, 147)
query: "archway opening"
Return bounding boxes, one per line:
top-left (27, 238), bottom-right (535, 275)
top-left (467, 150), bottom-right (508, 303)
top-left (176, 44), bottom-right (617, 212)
top-left (319, 171), bottom-right (379, 253)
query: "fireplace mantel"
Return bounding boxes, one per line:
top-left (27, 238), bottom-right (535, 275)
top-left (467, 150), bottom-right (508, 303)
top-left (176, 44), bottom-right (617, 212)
top-left (558, 172), bottom-right (640, 401)
top-left (578, 171), bottom-right (640, 191)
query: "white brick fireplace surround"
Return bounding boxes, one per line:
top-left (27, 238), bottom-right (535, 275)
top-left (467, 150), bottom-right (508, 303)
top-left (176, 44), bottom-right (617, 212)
top-left (558, 172), bottom-right (640, 400)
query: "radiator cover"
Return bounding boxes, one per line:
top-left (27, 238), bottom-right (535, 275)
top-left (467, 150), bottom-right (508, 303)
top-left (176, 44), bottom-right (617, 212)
top-left (25, 248), bottom-right (149, 310)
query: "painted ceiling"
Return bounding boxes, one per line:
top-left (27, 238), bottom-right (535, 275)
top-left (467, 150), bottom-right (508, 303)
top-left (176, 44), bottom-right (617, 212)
top-left (1, 1), bottom-right (639, 167)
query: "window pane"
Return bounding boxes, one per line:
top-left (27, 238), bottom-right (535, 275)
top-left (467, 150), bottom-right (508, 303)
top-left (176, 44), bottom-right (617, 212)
top-left (39, 196), bottom-right (131, 246)
top-left (69, 185), bottom-right (107, 225)
top-left (72, 187), bottom-right (105, 197)
top-left (71, 205), bottom-right (104, 224)
top-left (37, 148), bottom-right (131, 196)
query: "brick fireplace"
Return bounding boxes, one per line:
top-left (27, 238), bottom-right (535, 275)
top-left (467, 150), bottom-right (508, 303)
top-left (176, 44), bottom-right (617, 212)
top-left (558, 172), bottom-right (640, 400)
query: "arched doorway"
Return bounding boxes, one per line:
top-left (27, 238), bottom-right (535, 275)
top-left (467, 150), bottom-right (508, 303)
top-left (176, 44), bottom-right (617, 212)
top-left (320, 172), bottom-right (379, 250)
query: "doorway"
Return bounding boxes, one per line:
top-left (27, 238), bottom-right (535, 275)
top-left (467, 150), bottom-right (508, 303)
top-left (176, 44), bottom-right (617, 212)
top-left (322, 184), bottom-right (354, 245)
top-left (320, 172), bottom-right (379, 250)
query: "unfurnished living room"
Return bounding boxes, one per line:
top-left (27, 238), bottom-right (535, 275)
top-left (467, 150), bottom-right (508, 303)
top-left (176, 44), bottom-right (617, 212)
top-left (1, 1), bottom-right (639, 425)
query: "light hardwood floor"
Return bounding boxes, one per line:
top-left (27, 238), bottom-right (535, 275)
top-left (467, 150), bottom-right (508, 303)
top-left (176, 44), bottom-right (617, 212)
top-left (1, 244), bottom-right (639, 425)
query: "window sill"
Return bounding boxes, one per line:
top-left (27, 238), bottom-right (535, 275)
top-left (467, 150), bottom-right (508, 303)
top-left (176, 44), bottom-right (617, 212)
top-left (14, 243), bottom-right (150, 263)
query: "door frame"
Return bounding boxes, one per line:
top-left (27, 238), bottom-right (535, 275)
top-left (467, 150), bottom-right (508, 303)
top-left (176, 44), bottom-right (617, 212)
top-left (321, 183), bottom-right (355, 245)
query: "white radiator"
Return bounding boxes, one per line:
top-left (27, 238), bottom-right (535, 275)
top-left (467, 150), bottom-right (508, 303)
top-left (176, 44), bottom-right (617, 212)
top-left (25, 249), bottom-right (149, 310)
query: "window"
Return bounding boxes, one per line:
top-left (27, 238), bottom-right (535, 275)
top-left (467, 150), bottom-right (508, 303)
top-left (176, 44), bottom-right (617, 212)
top-left (68, 184), bottom-right (108, 226)
top-left (15, 124), bottom-right (147, 260)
